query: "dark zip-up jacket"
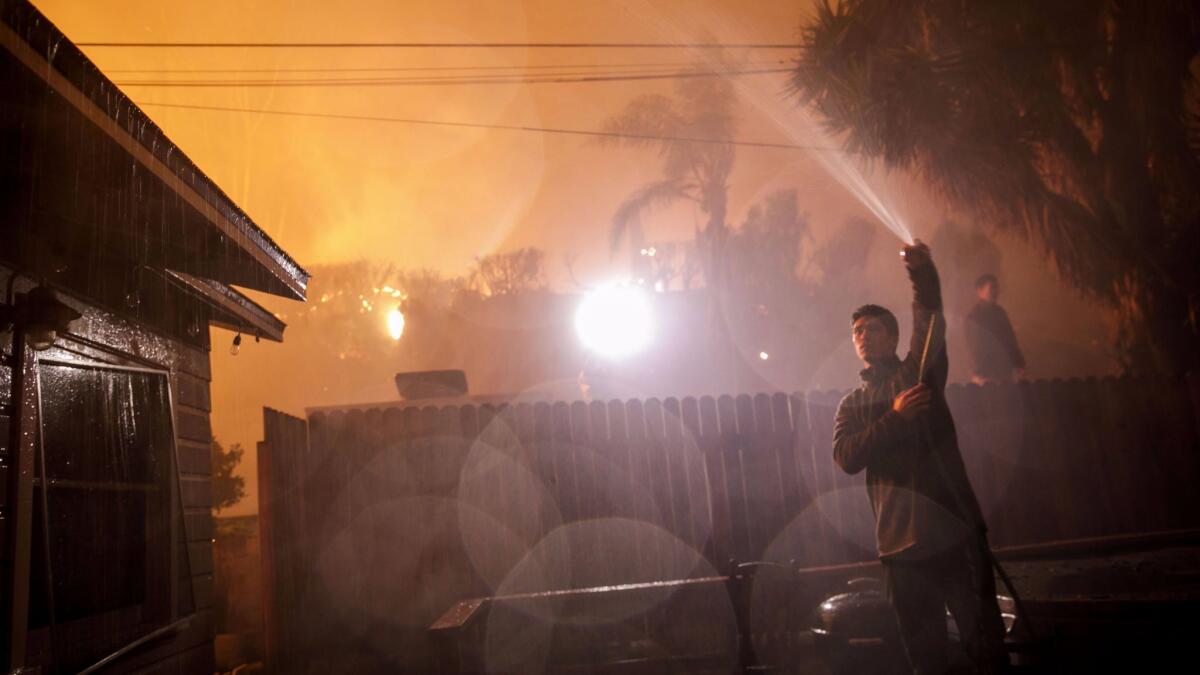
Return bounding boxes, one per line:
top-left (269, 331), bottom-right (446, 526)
top-left (833, 260), bottom-right (987, 560)
top-left (965, 300), bottom-right (1025, 380)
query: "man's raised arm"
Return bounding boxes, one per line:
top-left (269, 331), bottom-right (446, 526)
top-left (902, 241), bottom-right (948, 390)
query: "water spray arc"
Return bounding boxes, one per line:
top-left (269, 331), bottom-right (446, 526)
top-left (774, 115), bottom-right (915, 245)
top-left (676, 40), bottom-right (916, 245)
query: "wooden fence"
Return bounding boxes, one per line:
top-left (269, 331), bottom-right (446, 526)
top-left (258, 375), bottom-right (1200, 673)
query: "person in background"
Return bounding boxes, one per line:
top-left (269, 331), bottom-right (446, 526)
top-left (964, 274), bottom-right (1025, 384)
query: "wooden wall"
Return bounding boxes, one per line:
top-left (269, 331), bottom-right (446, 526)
top-left (1, 270), bottom-right (216, 674)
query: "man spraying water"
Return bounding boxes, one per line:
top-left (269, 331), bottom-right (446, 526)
top-left (833, 241), bottom-right (1008, 673)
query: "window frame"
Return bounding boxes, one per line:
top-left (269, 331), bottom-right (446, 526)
top-left (21, 345), bottom-right (191, 670)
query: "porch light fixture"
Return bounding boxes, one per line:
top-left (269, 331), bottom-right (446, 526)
top-left (0, 285), bottom-right (82, 351)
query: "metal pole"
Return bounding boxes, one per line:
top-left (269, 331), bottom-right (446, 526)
top-left (917, 313), bottom-right (936, 383)
top-left (2, 328), bottom-right (36, 672)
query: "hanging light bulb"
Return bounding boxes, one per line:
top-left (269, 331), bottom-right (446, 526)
top-left (230, 332), bottom-right (242, 356)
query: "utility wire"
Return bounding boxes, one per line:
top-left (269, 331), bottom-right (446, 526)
top-left (134, 101), bottom-right (835, 152)
top-left (78, 40), bottom-right (798, 50)
top-left (105, 59), bottom-right (786, 75)
top-left (115, 67), bottom-right (790, 88)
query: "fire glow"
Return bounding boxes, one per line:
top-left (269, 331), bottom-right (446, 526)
top-left (387, 307), bottom-right (406, 340)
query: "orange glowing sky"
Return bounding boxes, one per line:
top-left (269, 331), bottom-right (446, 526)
top-left (34, 0), bottom-right (891, 284)
top-left (30, 1), bottom-right (1116, 516)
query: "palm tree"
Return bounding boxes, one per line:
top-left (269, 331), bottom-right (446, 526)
top-left (792, 0), bottom-right (1200, 373)
top-left (601, 59), bottom-right (738, 290)
top-left (598, 59), bottom-right (748, 389)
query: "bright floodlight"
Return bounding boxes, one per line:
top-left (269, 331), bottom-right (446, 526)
top-left (387, 307), bottom-right (406, 340)
top-left (575, 283), bottom-right (654, 358)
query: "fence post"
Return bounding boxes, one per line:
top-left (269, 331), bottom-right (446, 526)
top-left (258, 409), bottom-right (309, 675)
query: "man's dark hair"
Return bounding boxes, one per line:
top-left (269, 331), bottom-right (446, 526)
top-left (852, 304), bottom-right (899, 338)
top-left (975, 273), bottom-right (998, 289)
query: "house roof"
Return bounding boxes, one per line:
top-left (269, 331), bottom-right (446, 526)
top-left (1, 0), bottom-right (309, 303)
top-left (166, 271), bottom-right (287, 342)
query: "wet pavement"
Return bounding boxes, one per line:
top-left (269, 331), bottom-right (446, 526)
top-left (985, 545), bottom-right (1200, 672)
top-left (792, 544), bottom-right (1200, 674)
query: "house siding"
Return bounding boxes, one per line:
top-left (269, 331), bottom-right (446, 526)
top-left (1, 268), bottom-right (218, 674)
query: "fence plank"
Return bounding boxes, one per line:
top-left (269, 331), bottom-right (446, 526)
top-left (1130, 377), bottom-right (1174, 529)
top-left (981, 381), bottom-right (1027, 544)
top-left (804, 391), bottom-right (841, 565)
top-left (605, 399), bottom-right (641, 576)
top-left (532, 402), bottom-right (557, 543)
top-left (626, 398), bottom-right (660, 582)
top-left (587, 401), bottom-right (613, 521)
top-left (698, 396), bottom-right (731, 569)
top-left (732, 394), bottom-right (759, 560)
top-left (1024, 381), bottom-right (1067, 543)
top-left (1155, 377), bottom-right (1200, 530)
top-left (717, 395), bottom-right (747, 565)
top-left (681, 396), bottom-right (714, 564)
top-left (1060, 379), bottom-right (1109, 537)
top-left (644, 398), bottom-right (681, 573)
top-left (570, 400), bottom-right (597, 527)
top-left (1094, 377), bottom-right (1138, 535)
top-left (551, 401), bottom-right (579, 528)
top-left (748, 392), bottom-right (786, 561)
top-left (662, 397), bottom-right (699, 567)
top-left (771, 393), bottom-right (800, 522)
top-left (781, 392), bottom-right (811, 565)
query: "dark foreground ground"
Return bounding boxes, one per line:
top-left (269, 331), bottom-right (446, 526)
top-left (797, 542), bottom-right (1200, 674)
top-left (222, 537), bottom-right (1200, 673)
top-left (996, 544), bottom-right (1200, 672)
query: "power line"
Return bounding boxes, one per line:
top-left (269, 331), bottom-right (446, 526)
top-left (78, 40), bottom-right (797, 50)
top-left (105, 59), bottom-right (786, 75)
top-left (115, 66), bottom-right (790, 88)
top-left (134, 101), bottom-right (835, 152)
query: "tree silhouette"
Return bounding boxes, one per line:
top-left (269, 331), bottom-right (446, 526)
top-left (726, 189), bottom-right (811, 292)
top-left (469, 247), bottom-right (547, 296)
top-left (722, 191), bottom-right (881, 389)
top-left (601, 57), bottom-right (738, 289)
top-left (792, 0), bottom-right (1200, 373)
top-left (211, 439), bottom-right (245, 513)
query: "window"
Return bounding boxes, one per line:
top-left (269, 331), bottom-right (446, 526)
top-left (27, 359), bottom-right (193, 672)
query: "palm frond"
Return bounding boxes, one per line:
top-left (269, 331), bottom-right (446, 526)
top-left (609, 180), bottom-right (694, 256)
top-left (600, 94), bottom-right (684, 149)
